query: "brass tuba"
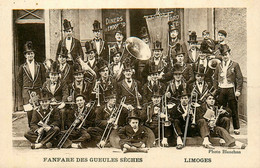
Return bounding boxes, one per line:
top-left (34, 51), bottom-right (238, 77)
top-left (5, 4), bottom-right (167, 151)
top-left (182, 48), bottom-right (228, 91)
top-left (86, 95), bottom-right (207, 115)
top-left (125, 37), bottom-right (151, 60)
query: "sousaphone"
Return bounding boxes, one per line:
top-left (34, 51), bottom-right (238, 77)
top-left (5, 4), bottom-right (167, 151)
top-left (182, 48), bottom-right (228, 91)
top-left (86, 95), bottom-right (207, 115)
top-left (126, 37), bottom-right (151, 60)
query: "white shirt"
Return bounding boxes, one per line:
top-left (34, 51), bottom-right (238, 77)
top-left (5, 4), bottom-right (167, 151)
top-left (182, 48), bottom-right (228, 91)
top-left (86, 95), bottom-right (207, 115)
top-left (196, 81), bottom-right (204, 93)
top-left (219, 59), bottom-right (234, 88)
top-left (27, 60), bottom-right (35, 80)
top-left (154, 58), bottom-right (160, 66)
top-left (59, 63), bottom-right (66, 72)
top-left (181, 104), bottom-right (188, 115)
top-left (66, 37), bottom-right (73, 60)
top-left (125, 79), bottom-right (133, 88)
top-left (190, 49), bottom-right (197, 62)
top-left (199, 59), bottom-right (207, 69)
top-left (88, 59), bottom-right (95, 67)
top-left (175, 80), bottom-right (181, 89)
top-left (95, 39), bottom-right (101, 55)
top-left (50, 82), bottom-right (57, 95)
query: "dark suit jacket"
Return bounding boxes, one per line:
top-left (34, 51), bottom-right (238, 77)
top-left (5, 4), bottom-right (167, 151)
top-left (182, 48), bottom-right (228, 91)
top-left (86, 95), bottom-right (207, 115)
top-left (90, 38), bottom-right (108, 61)
top-left (68, 81), bottom-right (94, 102)
top-left (143, 81), bottom-right (166, 104)
top-left (41, 80), bottom-right (69, 102)
top-left (117, 79), bottom-right (142, 106)
top-left (65, 106), bottom-right (96, 129)
top-left (213, 60), bottom-right (243, 92)
top-left (172, 63), bottom-right (194, 85)
top-left (57, 37), bottom-right (84, 62)
top-left (188, 81), bottom-right (213, 103)
top-left (118, 125), bottom-right (148, 145)
top-left (30, 107), bottom-right (60, 132)
top-left (58, 63), bottom-right (74, 85)
top-left (166, 79), bottom-right (186, 104)
top-left (168, 39), bottom-right (188, 64)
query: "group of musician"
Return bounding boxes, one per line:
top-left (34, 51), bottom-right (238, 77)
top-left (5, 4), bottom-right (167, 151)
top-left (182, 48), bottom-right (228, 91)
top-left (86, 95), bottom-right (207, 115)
top-left (18, 18), bottom-right (246, 152)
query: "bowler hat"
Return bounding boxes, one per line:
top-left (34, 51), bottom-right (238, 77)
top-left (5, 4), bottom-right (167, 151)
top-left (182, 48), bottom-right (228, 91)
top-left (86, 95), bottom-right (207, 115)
top-left (127, 111), bottom-right (141, 121)
top-left (85, 41), bottom-right (96, 54)
top-left (49, 61), bottom-right (60, 74)
top-left (73, 63), bottom-right (84, 75)
top-left (178, 90), bottom-right (190, 98)
top-left (188, 31), bottom-right (198, 44)
top-left (152, 41), bottom-right (163, 51)
top-left (173, 63), bottom-right (183, 74)
top-left (57, 46), bottom-right (68, 58)
top-left (122, 58), bottom-right (133, 71)
top-left (104, 90), bottom-right (117, 100)
top-left (175, 43), bottom-right (185, 56)
top-left (24, 41), bottom-right (35, 54)
top-left (220, 44), bottom-right (231, 55)
top-left (96, 59), bottom-right (108, 72)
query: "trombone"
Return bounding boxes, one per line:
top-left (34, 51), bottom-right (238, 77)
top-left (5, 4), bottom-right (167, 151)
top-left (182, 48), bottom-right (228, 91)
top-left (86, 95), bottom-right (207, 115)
top-left (57, 101), bottom-right (95, 148)
top-left (97, 97), bottom-right (126, 149)
top-left (92, 80), bottom-right (101, 107)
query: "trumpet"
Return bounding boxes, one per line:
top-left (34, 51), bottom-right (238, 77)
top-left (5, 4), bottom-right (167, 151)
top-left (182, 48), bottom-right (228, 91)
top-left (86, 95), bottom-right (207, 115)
top-left (191, 92), bottom-right (198, 128)
top-left (57, 101), bottom-right (95, 148)
top-left (162, 88), bottom-right (171, 127)
top-left (92, 80), bottom-right (101, 107)
top-left (97, 97), bottom-right (126, 149)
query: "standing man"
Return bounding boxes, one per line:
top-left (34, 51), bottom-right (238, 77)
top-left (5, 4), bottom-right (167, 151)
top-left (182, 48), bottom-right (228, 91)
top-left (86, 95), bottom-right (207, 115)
top-left (213, 45), bottom-right (243, 135)
top-left (57, 19), bottom-right (84, 65)
top-left (90, 20), bottom-right (108, 61)
top-left (187, 31), bottom-right (200, 64)
top-left (17, 41), bottom-right (46, 126)
top-left (109, 47), bottom-right (124, 81)
top-left (24, 95), bottom-right (61, 149)
top-left (209, 30), bottom-right (228, 60)
top-left (168, 21), bottom-right (188, 64)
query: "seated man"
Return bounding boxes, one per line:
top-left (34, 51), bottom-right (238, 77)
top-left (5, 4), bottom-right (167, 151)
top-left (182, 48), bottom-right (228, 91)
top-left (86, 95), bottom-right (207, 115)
top-left (24, 95), bottom-right (60, 149)
top-left (141, 90), bottom-right (172, 147)
top-left (57, 95), bottom-right (95, 148)
top-left (170, 91), bottom-right (211, 150)
top-left (196, 94), bottom-right (246, 149)
top-left (118, 111), bottom-right (148, 153)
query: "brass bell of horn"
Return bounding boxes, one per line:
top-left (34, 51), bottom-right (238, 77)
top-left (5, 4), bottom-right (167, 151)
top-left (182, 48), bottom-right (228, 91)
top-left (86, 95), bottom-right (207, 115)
top-left (126, 37), bottom-right (151, 60)
top-left (208, 58), bottom-right (221, 69)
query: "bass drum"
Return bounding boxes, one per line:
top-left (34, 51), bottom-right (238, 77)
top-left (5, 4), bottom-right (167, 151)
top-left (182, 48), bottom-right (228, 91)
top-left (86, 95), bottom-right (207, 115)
top-left (109, 126), bottom-right (155, 149)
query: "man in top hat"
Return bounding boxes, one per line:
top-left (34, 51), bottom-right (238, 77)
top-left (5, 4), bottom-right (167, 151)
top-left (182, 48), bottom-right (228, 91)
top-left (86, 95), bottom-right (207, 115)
top-left (200, 30), bottom-right (216, 55)
top-left (56, 46), bottom-right (74, 85)
top-left (191, 51), bottom-right (216, 85)
top-left (67, 64), bottom-right (95, 103)
top-left (141, 89), bottom-right (173, 147)
top-left (165, 64), bottom-right (187, 106)
top-left (168, 21), bottom-right (188, 64)
top-left (118, 111), bottom-right (149, 153)
top-left (139, 26), bottom-right (150, 46)
top-left (17, 41), bottom-right (46, 126)
top-left (143, 41), bottom-right (172, 84)
top-left (195, 93), bottom-right (246, 149)
top-left (170, 91), bottom-right (212, 149)
top-left (111, 24), bottom-right (127, 62)
top-left (84, 41), bottom-right (98, 74)
top-left (143, 64), bottom-right (166, 105)
top-left (57, 19), bottom-right (84, 65)
top-left (172, 44), bottom-right (194, 85)
top-left (117, 58), bottom-right (143, 112)
top-left (94, 90), bottom-right (128, 148)
top-left (213, 45), bottom-right (243, 135)
top-left (109, 47), bottom-right (124, 81)
top-left (188, 66), bottom-right (214, 104)
top-left (41, 61), bottom-right (69, 130)
top-left (90, 20), bottom-right (108, 61)
top-left (24, 95), bottom-right (61, 149)
top-left (58, 95), bottom-right (96, 148)
top-left (187, 31), bottom-right (200, 64)
top-left (92, 59), bottom-right (116, 106)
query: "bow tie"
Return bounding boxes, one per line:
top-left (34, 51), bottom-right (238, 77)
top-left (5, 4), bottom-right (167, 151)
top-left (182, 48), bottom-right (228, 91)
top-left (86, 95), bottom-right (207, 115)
top-left (127, 79), bottom-right (132, 83)
top-left (51, 82), bottom-right (57, 85)
top-left (95, 38), bottom-right (100, 42)
top-left (198, 82), bottom-right (203, 85)
top-left (67, 37), bottom-right (71, 40)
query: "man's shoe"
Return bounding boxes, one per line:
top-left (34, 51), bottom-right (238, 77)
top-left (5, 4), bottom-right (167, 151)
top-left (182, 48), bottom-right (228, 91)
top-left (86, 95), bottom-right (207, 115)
top-left (176, 144), bottom-right (183, 150)
top-left (203, 144), bottom-right (215, 149)
top-left (123, 148), bottom-right (128, 153)
top-left (31, 143), bottom-right (36, 149)
top-left (77, 142), bottom-right (83, 149)
top-left (137, 148), bottom-right (148, 153)
top-left (46, 142), bottom-right (52, 148)
top-left (234, 129), bottom-right (240, 135)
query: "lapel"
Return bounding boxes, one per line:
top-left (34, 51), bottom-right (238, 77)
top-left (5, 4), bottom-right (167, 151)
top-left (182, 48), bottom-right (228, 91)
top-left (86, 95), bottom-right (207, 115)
top-left (170, 80), bottom-right (176, 94)
top-left (147, 82), bottom-right (153, 92)
top-left (36, 108), bottom-right (44, 120)
top-left (100, 39), bottom-right (104, 55)
top-left (62, 64), bottom-right (70, 80)
top-left (226, 60), bottom-right (234, 77)
top-left (177, 104), bottom-right (184, 114)
top-left (34, 62), bottom-right (40, 81)
top-left (201, 82), bottom-right (209, 95)
top-left (70, 38), bottom-right (75, 52)
top-left (46, 80), bottom-right (52, 93)
top-left (188, 49), bottom-right (199, 63)
top-left (122, 80), bottom-right (136, 96)
top-left (53, 80), bottom-right (61, 95)
top-left (23, 63), bottom-right (33, 81)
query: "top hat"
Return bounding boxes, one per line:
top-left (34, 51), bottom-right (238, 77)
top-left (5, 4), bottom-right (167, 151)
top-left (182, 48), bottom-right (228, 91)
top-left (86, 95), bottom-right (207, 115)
top-left (73, 63), bottom-right (84, 75)
top-left (149, 62), bottom-right (161, 75)
top-left (115, 24), bottom-right (124, 35)
top-left (96, 59), bottom-right (108, 72)
top-left (139, 26), bottom-right (149, 39)
top-left (218, 30), bottom-right (227, 37)
top-left (168, 21), bottom-right (178, 32)
top-left (152, 84), bottom-right (163, 97)
top-left (195, 65), bottom-right (206, 76)
top-left (152, 41), bottom-right (163, 51)
top-left (85, 41), bottom-right (96, 54)
top-left (173, 63), bottom-right (183, 74)
top-left (123, 58), bottom-right (133, 70)
top-left (57, 46), bottom-right (68, 58)
top-left (92, 20), bottom-right (102, 31)
top-left (49, 61), bottom-right (60, 74)
top-left (127, 111), bottom-right (141, 121)
top-left (104, 90), bottom-right (117, 100)
top-left (63, 19), bottom-right (73, 32)
top-left (39, 94), bottom-right (51, 101)
top-left (24, 41), bottom-right (35, 54)
top-left (175, 43), bottom-right (185, 56)
top-left (188, 31), bottom-right (198, 44)
top-left (220, 44), bottom-right (231, 55)
top-left (178, 90), bottom-right (190, 98)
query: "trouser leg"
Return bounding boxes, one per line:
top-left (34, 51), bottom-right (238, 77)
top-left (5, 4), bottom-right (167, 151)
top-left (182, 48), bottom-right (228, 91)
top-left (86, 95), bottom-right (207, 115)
top-left (217, 117), bottom-right (231, 132)
top-left (24, 130), bottom-right (38, 143)
top-left (197, 119), bottom-right (210, 138)
top-left (27, 110), bottom-right (33, 128)
top-left (227, 88), bottom-right (240, 129)
top-left (41, 126), bottom-right (60, 145)
top-left (214, 126), bottom-right (235, 147)
top-left (173, 119), bottom-right (183, 137)
top-left (59, 108), bottom-right (66, 131)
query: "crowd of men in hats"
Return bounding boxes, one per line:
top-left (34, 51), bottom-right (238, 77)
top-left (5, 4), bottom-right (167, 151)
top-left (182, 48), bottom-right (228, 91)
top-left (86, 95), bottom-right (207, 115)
top-left (17, 18), bottom-right (246, 152)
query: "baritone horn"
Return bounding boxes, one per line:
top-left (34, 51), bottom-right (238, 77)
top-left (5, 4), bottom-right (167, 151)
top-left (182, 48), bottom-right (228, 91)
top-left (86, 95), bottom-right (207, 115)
top-left (126, 37), bottom-right (151, 60)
